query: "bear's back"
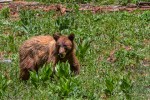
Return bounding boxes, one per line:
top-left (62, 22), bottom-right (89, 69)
top-left (19, 35), bottom-right (56, 62)
top-left (22, 36), bottom-right (55, 45)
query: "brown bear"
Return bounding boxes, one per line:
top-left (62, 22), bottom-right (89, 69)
top-left (19, 33), bottom-right (80, 80)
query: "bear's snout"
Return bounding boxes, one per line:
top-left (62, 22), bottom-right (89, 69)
top-left (58, 53), bottom-right (66, 58)
top-left (58, 47), bottom-right (66, 58)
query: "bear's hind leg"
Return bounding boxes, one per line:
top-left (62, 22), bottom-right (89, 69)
top-left (19, 68), bottom-right (30, 81)
top-left (19, 57), bottom-right (36, 81)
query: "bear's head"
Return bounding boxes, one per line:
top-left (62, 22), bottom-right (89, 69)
top-left (53, 33), bottom-right (75, 59)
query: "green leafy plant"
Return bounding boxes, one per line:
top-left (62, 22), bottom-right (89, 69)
top-left (19, 9), bottom-right (39, 34)
top-left (76, 38), bottom-right (91, 60)
top-left (55, 62), bottom-right (71, 78)
top-left (104, 75), bottom-right (117, 96)
top-left (0, 72), bottom-right (11, 97)
top-left (0, 7), bottom-right (10, 19)
top-left (51, 62), bottom-right (80, 97)
top-left (56, 77), bottom-right (80, 96)
top-left (19, 10), bottom-right (36, 26)
top-left (30, 70), bottom-right (39, 88)
top-left (55, 13), bottom-right (75, 31)
top-left (120, 76), bottom-right (133, 99)
top-left (139, 11), bottom-right (150, 22)
top-left (0, 35), bottom-right (17, 53)
top-left (30, 64), bottom-right (52, 88)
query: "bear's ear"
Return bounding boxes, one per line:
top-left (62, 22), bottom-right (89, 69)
top-left (53, 33), bottom-right (60, 41)
top-left (68, 33), bottom-right (75, 41)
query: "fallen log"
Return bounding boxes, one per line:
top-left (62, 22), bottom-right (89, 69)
top-left (137, 2), bottom-right (150, 6)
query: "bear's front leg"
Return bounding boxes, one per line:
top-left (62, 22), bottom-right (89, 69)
top-left (68, 55), bottom-right (80, 75)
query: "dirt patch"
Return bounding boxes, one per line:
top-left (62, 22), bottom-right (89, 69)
top-left (107, 45), bottom-right (132, 63)
top-left (0, 52), bottom-right (5, 60)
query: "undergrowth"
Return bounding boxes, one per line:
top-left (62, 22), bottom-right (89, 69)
top-left (0, 3), bottom-right (150, 99)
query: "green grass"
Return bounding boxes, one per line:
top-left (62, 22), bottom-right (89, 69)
top-left (0, 4), bottom-right (150, 99)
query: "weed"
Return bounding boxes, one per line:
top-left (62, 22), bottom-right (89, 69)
top-left (76, 37), bottom-right (91, 61)
top-left (120, 76), bottom-right (133, 99)
top-left (55, 13), bottom-right (76, 32)
top-left (30, 64), bottom-right (52, 88)
top-left (0, 7), bottom-right (10, 19)
top-left (53, 62), bottom-right (80, 97)
top-left (0, 72), bottom-right (11, 97)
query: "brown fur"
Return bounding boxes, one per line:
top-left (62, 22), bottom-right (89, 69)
top-left (19, 34), bottom-right (80, 80)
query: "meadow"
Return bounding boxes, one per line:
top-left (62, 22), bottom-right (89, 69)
top-left (0, 0), bottom-right (150, 99)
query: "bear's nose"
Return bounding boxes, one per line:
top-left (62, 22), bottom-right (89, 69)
top-left (58, 53), bottom-right (65, 58)
top-left (58, 47), bottom-right (66, 58)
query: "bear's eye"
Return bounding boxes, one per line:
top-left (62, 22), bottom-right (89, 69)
top-left (62, 45), bottom-right (68, 50)
top-left (65, 45), bottom-right (72, 50)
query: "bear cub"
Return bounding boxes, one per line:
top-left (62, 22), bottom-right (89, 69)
top-left (19, 33), bottom-right (80, 80)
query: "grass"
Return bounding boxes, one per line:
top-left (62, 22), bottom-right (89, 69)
top-left (0, 2), bottom-right (150, 99)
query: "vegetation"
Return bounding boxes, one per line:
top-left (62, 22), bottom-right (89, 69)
top-left (0, 1), bottom-right (150, 99)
